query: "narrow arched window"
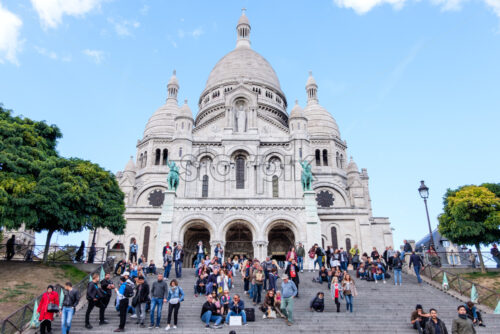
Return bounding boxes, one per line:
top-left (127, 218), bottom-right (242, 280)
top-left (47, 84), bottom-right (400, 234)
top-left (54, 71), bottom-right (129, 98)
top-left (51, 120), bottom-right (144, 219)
top-left (299, 148), bottom-right (302, 159)
top-left (323, 149), bottom-right (328, 166)
top-left (139, 153), bottom-right (143, 168)
top-left (155, 149), bottom-right (161, 165)
top-left (331, 227), bottom-right (338, 249)
top-left (340, 154), bottom-right (344, 168)
top-left (236, 156), bottom-right (245, 189)
top-left (336, 152), bottom-right (340, 167)
top-left (162, 149), bottom-right (168, 165)
top-left (315, 149), bottom-right (321, 166)
top-left (272, 175), bottom-right (279, 198)
top-left (143, 151), bottom-right (147, 167)
top-left (202, 175), bottom-right (209, 198)
top-left (179, 147), bottom-right (183, 157)
top-left (346, 238), bottom-right (352, 251)
top-left (143, 226), bottom-right (150, 260)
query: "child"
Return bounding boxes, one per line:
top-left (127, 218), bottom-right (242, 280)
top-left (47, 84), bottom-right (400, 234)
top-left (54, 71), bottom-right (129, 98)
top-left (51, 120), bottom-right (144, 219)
top-left (274, 291), bottom-right (285, 318)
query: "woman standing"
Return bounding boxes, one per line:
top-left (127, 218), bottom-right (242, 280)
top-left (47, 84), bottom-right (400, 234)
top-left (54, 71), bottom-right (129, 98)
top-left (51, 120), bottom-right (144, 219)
top-left (342, 273), bottom-right (357, 313)
top-left (37, 285), bottom-right (60, 334)
top-left (165, 279), bottom-right (185, 331)
top-left (286, 246), bottom-right (297, 268)
top-left (330, 277), bottom-right (341, 313)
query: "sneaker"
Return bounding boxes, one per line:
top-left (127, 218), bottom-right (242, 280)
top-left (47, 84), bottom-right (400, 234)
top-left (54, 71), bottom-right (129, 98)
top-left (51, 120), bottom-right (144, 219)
top-left (213, 325), bottom-right (223, 329)
top-left (140, 324), bottom-right (146, 328)
top-left (173, 326), bottom-right (177, 329)
top-left (375, 280), bottom-right (378, 284)
top-left (243, 323), bottom-right (248, 326)
top-left (155, 326), bottom-right (160, 329)
top-left (263, 314), bottom-right (267, 319)
top-left (99, 320), bottom-right (109, 325)
top-left (383, 280), bottom-right (386, 284)
top-left (205, 325), bottom-right (210, 329)
top-left (165, 325), bottom-right (170, 331)
top-left (131, 314), bottom-right (138, 318)
top-left (114, 329), bottom-right (123, 332)
top-left (85, 324), bottom-right (93, 330)
top-left (148, 324), bottom-right (154, 329)
top-left (287, 321), bottom-right (292, 326)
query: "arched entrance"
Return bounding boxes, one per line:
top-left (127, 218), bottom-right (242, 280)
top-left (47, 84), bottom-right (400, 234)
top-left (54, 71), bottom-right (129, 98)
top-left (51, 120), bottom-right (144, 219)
top-left (267, 222), bottom-right (295, 263)
top-left (225, 223), bottom-right (253, 260)
top-left (183, 222), bottom-right (211, 267)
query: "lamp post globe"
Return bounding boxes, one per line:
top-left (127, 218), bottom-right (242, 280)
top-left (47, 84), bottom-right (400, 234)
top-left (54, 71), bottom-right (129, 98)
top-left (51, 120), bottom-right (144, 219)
top-left (418, 180), bottom-right (434, 248)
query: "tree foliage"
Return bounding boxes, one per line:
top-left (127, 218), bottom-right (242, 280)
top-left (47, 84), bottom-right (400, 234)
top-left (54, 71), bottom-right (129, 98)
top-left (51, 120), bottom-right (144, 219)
top-left (0, 105), bottom-right (126, 261)
top-left (438, 184), bottom-right (500, 272)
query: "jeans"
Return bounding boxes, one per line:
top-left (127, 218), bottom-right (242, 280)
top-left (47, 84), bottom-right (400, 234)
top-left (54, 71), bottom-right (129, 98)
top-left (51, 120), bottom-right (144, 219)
top-left (263, 271), bottom-right (269, 290)
top-left (163, 263), bottom-right (172, 278)
top-left (197, 253), bottom-right (204, 264)
top-left (137, 302), bottom-right (147, 324)
top-left (394, 269), bottom-right (402, 285)
top-left (175, 260), bottom-right (182, 278)
top-left (150, 297), bottom-right (163, 326)
top-left (226, 310), bottom-right (246, 324)
top-left (61, 307), bottom-right (74, 334)
top-left (345, 295), bottom-right (353, 312)
top-left (281, 297), bottom-right (294, 322)
top-left (340, 261), bottom-right (348, 271)
top-left (253, 284), bottom-right (263, 303)
top-left (413, 265), bottom-right (422, 283)
top-left (268, 275), bottom-right (277, 291)
top-left (201, 311), bottom-right (222, 326)
top-left (374, 273), bottom-right (385, 281)
top-left (314, 257), bottom-right (323, 270)
top-left (297, 256), bottom-right (304, 271)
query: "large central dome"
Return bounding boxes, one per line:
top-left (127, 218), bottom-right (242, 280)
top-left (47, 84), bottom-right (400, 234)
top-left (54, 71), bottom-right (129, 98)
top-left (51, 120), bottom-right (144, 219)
top-left (204, 47), bottom-right (281, 93)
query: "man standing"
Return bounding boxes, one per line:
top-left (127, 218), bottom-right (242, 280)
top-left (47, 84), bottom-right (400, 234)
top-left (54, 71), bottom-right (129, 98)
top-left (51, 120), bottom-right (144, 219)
top-left (409, 251), bottom-right (424, 284)
top-left (490, 244), bottom-right (500, 268)
top-left (280, 275), bottom-right (297, 326)
top-left (350, 244), bottom-right (360, 270)
top-left (225, 294), bottom-right (247, 326)
top-left (393, 252), bottom-right (403, 286)
top-left (339, 247), bottom-right (348, 271)
top-left (452, 305), bottom-right (476, 334)
top-left (60, 282), bottom-right (79, 334)
top-left (195, 241), bottom-right (205, 267)
top-left (129, 239), bottom-right (138, 263)
top-left (134, 276), bottom-right (150, 327)
top-left (114, 276), bottom-right (131, 332)
top-left (85, 273), bottom-right (104, 329)
top-left (262, 257), bottom-right (276, 290)
top-left (174, 244), bottom-right (184, 278)
top-left (296, 243), bottom-right (305, 273)
top-left (162, 242), bottom-right (172, 258)
top-left (149, 273), bottom-right (168, 328)
top-left (424, 308), bottom-right (448, 334)
top-left (285, 259), bottom-right (300, 298)
top-left (99, 273), bottom-right (114, 324)
top-left (314, 244), bottom-right (323, 270)
top-left (6, 235), bottom-right (15, 260)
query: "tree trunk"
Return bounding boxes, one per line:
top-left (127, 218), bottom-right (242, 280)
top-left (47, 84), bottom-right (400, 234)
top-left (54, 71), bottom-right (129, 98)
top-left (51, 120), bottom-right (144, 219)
top-left (475, 243), bottom-right (486, 273)
top-left (42, 230), bottom-right (54, 263)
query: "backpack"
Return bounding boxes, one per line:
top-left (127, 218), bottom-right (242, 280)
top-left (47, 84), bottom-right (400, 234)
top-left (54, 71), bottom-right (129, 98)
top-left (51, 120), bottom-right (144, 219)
top-left (124, 283), bottom-right (134, 298)
top-left (309, 250), bottom-right (315, 259)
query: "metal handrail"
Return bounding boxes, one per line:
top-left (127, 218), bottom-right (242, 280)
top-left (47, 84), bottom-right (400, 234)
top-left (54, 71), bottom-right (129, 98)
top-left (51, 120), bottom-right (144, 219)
top-left (0, 244), bottom-right (106, 264)
top-left (0, 258), bottom-right (114, 334)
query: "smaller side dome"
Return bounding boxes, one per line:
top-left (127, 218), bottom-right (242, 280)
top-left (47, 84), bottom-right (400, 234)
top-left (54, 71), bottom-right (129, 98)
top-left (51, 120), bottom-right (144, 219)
top-left (124, 156), bottom-right (136, 172)
top-left (177, 99), bottom-right (193, 119)
top-left (347, 157), bottom-right (359, 174)
top-left (290, 100), bottom-right (305, 119)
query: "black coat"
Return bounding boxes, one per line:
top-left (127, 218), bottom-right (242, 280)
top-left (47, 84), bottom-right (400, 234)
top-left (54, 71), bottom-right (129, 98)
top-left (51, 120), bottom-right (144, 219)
top-left (285, 264), bottom-right (300, 284)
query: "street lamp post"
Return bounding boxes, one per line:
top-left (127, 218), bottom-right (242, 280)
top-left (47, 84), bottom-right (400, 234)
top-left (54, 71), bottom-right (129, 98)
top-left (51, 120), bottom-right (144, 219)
top-left (418, 180), bottom-right (434, 248)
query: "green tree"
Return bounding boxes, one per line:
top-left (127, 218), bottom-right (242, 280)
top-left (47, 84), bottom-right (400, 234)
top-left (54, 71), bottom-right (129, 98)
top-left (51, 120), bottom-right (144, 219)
top-left (0, 106), bottom-right (126, 262)
top-left (27, 157), bottom-right (126, 262)
top-left (438, 185), bottom-right (500, 273)
top-left (0, 105), bottom-right (61, 229)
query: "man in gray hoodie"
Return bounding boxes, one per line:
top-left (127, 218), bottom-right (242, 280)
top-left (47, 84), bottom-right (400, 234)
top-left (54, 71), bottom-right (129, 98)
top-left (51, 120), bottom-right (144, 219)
top-left (149, 273), bottom-right (168, 328)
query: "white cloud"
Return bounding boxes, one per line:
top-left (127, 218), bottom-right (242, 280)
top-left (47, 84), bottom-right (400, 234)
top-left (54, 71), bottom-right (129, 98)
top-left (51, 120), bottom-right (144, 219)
top-left (108, 18), bottom-right (140, 37)
top-left (178, 27), bottom-right (204, 39)
top-left (83, 49), bottom-right (104, 63)
top-left (31, 0), bottom-right (104, 29)
top-left (431, 0), bottom-right (468, 11)
top-left (34, 45), bottom-right (71, 61)
top-left (0, 3), bottom-right (23, 65)
top-left (333, 0), bottom-right (408, 14)
top-left (484, 0), bottom-right (500, 17)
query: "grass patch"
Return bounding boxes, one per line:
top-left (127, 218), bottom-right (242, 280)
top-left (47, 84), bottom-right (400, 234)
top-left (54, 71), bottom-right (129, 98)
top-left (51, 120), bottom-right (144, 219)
top-left (463, 271), bottom-right (500, 280)
top-left (58, 264), bottom-right (88, 283)
top-left (0, 282), bottom-right (36, 302)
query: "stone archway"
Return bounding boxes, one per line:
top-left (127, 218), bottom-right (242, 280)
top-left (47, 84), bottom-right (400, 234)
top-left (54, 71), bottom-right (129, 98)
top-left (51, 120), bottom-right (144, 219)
top-left (183, 222), bottom-right (211, 268)
top-left (267, 222), bottom-right (295, 263)
top-left (225, 222), bottom-right (254, 260)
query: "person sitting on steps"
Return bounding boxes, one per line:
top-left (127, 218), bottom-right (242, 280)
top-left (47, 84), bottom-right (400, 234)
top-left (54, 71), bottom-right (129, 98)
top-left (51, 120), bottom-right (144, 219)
top-left (410, 304), bottom-right (430, 334)
top-left (309, 292), bottom-right (325, 312)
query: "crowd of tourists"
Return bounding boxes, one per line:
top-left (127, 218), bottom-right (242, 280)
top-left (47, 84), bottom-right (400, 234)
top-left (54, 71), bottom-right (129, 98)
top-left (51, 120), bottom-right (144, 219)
top-left (29, 238), bottom-right (492, 333)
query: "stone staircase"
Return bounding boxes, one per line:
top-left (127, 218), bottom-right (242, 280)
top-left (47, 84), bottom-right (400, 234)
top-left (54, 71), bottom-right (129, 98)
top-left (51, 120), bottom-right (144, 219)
top-left (51, 268), bottom-right (500, 334)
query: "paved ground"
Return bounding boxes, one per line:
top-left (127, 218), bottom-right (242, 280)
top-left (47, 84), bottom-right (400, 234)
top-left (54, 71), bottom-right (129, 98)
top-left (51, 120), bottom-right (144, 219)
top-left (54, 267), bottom-right (500, 334)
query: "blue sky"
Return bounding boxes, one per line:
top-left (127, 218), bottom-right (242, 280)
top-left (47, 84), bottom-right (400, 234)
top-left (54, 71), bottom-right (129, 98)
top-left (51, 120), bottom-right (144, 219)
top-left (1, 0), bottom-right (499, 248)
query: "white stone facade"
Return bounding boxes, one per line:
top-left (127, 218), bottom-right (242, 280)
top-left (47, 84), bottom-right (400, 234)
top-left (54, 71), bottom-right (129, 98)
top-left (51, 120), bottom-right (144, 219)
top-left (92, 11), bottom-right (393, 266)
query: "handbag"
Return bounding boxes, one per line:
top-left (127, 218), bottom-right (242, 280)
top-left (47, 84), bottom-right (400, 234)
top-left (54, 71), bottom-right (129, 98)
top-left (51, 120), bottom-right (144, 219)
top-left (47, 303), bottom-right (59, 313)
top-left (267, 309), bottom-right (276, 318)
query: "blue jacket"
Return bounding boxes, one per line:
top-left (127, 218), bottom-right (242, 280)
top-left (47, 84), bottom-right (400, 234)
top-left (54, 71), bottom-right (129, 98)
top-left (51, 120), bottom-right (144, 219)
top-left (281, 280), bottom-right (298, 298)
top-left (167, 287), bottom-right (184, 302)
top-left (229, 299), bottom-right (244, 314)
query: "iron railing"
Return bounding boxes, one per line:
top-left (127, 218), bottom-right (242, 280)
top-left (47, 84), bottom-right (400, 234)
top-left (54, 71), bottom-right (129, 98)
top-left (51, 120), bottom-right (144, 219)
top-left (0, 258), bottom-right (114, 334)
top-left (420, 250), bottom-right (498, 268)
top-left (0, 244), bottom-right (106, 264)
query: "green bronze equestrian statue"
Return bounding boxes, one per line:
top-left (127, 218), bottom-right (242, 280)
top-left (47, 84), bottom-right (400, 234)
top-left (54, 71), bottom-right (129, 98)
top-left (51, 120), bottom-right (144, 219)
top-left (300, 160), bottom-right (313, 191)
top-left (166, 160), bottom-right (180, 192)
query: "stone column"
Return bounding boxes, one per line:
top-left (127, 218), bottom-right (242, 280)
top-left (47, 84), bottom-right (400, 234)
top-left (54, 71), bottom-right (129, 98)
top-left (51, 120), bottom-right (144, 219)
top-left (252, 240), bottom-right (268, 261)
top-left (303, 190), bottom-right (322, 270)
top-left (155, 190), bottom-right (176, 266)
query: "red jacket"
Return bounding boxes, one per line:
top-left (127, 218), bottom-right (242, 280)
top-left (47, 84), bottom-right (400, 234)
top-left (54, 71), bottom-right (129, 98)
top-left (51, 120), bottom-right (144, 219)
top-left (38, 291), bottom-right (59, 321)
top-left (286, 251), bottom-right (297, 263)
